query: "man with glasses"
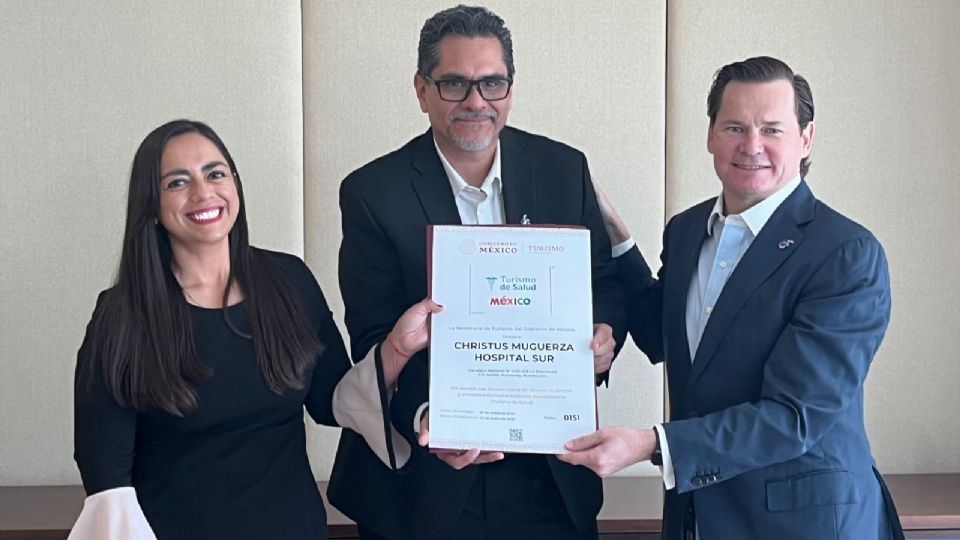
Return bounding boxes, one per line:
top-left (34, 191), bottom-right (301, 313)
top-left (328, 5), bottom-right (625, 540)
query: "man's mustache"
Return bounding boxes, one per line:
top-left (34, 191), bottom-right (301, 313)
top-left (451, 110), bottom-right (497, 121)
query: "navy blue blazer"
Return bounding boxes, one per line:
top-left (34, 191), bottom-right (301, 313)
top-left (329, 127), bottom-right (625, 540)
top-left (623, 181), bottom-right (903, 540)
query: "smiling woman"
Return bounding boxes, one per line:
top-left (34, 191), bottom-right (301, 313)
top-left (66, 120), bottom-right (430, 540)
top-left (155, 131), bottom-right (244, 307)
top-left (157, 133), bottom-right (240, 258)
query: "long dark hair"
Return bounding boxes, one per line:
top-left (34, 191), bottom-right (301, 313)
top-left (81, 120), bottom-right (321, 416)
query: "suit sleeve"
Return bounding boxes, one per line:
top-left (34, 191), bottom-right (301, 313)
top-left (617, 215), bottom-right (677, 365)
top-left (578, 156), bottom-right (628, 383)
top-left (339, 179), bottom-right (409, 361)
top-left (618, 244), bottom-right (664, 364)
top-left (663, 236), bottom-right (891, 493)
top-left (339, 178), bottom-right (426, 449)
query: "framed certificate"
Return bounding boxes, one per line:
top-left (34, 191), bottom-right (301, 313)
top-left (427, 225), bottom-right (598, 453)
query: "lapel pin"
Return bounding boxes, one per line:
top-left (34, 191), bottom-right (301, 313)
top-left (520, 214), bottom-right (531, 225)
top-left (778, 239), bottom-right (795, 249)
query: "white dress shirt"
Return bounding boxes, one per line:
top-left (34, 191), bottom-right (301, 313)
top-left (411, 140), bottom-right (506, 434)
top-left (436, 138), bottom-right (505, 225)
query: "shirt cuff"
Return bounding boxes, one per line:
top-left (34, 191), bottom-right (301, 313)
top-left (332, 348), bottom-right (411, 468)
top-left (653, 424), bottom-right (676, 491)
top-left (611, 237), bottom-right (636, 258)
top-left (413, 402), bottom-right (429, 435)
top-left (67, 487), bottom-right (157, 540)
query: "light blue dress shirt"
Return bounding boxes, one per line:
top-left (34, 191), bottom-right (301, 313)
top-left (685, 176), bottom-right (801, 363)
top-left (612, 176), bottom-right (802, 492)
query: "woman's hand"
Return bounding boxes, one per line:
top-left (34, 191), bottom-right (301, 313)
top-left (592, 176), bottom-right (632, 245)
top-left (381, 298), bottom-right (443, 388)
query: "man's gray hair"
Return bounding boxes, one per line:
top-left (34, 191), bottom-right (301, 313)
top-left (417, 5), bottom-right (515, 78)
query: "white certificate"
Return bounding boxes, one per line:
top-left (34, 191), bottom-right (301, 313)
top-left (427, 225), bottom-right (597, 453)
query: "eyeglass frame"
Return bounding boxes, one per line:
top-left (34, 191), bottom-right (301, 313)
top-left (420, 74), bottom-right (514, 102)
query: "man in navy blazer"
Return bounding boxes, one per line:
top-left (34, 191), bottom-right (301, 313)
top-left (560, 56), bottom-right (904, 539)
top-left (327, 6), bottom-right (624, 540)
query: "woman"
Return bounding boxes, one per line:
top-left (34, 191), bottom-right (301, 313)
top-left (70, 120), bottom-right (437, 540)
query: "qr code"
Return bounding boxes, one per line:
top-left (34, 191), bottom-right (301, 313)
top-left (509, 428), bottom-right (523, 442)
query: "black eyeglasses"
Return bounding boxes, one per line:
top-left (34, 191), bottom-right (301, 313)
top-left (421, 75), bottom-right (513, 102)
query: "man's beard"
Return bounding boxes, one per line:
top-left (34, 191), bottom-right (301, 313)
top-left (447, 111), bottom-right (497, 152)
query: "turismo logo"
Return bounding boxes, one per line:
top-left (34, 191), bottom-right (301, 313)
top-left (527, 244), bottom-right (564, 254)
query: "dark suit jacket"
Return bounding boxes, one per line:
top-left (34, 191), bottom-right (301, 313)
top-left (623, 181), bottom-right (902, 540)
top-left (328, 127), bottom-right (625, 540)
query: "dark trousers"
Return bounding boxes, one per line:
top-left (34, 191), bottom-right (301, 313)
top-left (446, 454), bottom-right (597, 540)
top-left (357, 526), bottom-right (394, 540)
top-left (682, 498), bottom-right (696, 540)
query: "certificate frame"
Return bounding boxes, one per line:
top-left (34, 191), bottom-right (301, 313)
top-left (426, 224), bottom-right (598, 454)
